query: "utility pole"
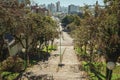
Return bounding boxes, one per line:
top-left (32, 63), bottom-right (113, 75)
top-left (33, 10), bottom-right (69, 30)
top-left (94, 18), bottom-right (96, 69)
top-left (60, 30), bottom-right (62, 63)
top-left (58, 23), bottom-right (63, 67)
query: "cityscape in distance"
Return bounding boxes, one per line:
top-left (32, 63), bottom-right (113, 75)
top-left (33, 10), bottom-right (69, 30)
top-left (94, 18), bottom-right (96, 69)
top-left (0, 0), bottom-right (120, 80)
top-left (31, 1), bottom-right (102, 16)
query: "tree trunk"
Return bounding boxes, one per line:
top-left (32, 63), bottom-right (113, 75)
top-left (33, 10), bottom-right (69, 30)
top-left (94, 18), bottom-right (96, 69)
top-left (26, 53), bottom-right (29, 66)
top-left (25, 37), bottom-right (29, 67)
top-left (45, 41), bottom-right (49, 52)
top-left (0, 35), bottom-right (4, 62)
top-left (14, 35), bottom-right (25, 48)
top-left (84, 44), bottom-right (87, 54)
top-left (51, 39), bottom-right (54, 49)
top-left (0, 71), bottom-right (2, 80)
top-left (46, 45), bottom-right (49, 52)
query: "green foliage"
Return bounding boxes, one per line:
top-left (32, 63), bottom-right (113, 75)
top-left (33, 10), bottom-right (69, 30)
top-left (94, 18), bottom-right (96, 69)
top-left (43, 45), bottom-right (57, 53)
top-left (0, 0), bottom-right (59, 79)
top-left (1, 72), bottom-right (19, 80)
top-left (82, 62), bottom-right (105, 80)
top-left (81, 61), bottom-right (89, 71)
top-left (71, 1), bottom-right (120, 79)
top-left (62, 15), bottom-right (74, 26)
top-left (82, 61), bottom-right (120, 80)
top-left (75, 47), bottom-right (82, 54)
top-left (71, 0), bottom-right (120, 63)
top-left (61, 15), bottom-right (81, 33)
top-left (73, 15), bottom-right (81, 26)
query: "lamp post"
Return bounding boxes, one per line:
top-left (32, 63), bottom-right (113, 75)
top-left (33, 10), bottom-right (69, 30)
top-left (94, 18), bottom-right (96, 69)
top-left (59, 30), bottom-right (62, 65)
top-left (22, 48), bottom-right (27, 69)
top-left (106, 61), bottom-right (115, 80)
top-left (37, 45), bottom-right (40, 49)
top-left (107, 61), bottom-right (115, 70)
top-left (22, 48), bottom-right (26, 53)
top-left (58, 24), bottom-right (63, 66)
top-left (37, 45), bottom-right (40, 58)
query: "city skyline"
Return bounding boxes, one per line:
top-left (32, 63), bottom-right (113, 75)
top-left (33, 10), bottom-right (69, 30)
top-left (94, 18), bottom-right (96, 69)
top-left (32, 0), bottom-right (104, 7)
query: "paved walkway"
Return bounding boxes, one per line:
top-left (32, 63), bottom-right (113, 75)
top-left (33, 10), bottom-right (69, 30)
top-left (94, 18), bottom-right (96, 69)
top-left (25, 26), bottom-right (88, 80)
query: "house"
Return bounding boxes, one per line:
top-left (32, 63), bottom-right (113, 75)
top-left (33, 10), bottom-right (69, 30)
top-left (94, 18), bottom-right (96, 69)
top-left (31, 4), bottom-right (50, 16)
top-left (3, 33), bottom-right (23, 56)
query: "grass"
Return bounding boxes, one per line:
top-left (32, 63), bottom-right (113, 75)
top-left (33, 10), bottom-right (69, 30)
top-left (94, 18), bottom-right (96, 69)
top-left (75, 47), bottom-right (120, 79)
top-left (81, 61), bottom-right (120, 80)
top-left (75, 47), bottom-right (82, 54)
top-left (1, 71), bottom-right (19, 80)
top-left (108, 65), bottom-right (120, 80)
top-left (43, 45), bottom-right (57, 53)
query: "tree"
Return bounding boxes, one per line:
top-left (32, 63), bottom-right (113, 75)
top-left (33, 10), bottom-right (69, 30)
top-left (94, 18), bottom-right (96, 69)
top-left (96, 0), bottom-right (120, 79)
top-left (71, 1), bottom-right (120, 79)
top-left (0, 0), bottom-right (28, 61)
top-left (62, 15), bottom-right (81, 32)
top-left (0, 0), bottom-right (32, 77)
top-left (62, 15), bottom-right (75, 26)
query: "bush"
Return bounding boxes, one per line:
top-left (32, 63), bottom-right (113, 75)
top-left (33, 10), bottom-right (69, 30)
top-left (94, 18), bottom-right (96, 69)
top-left (0, 56), bottom-right (24, 73)
top-left (1, 72), bottom-right (19, 80)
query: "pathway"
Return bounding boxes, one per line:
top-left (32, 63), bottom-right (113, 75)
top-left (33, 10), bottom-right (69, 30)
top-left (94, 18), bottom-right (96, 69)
top-left (21, 25), bottom-right (88, 80)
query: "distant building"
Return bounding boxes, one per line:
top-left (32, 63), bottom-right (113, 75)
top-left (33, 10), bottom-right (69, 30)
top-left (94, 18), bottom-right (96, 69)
top-left (61, 6), bottom-right (68, 13)
top-left (18, 0), bottom-right (25, 3)
top-left (68, 4), bottom-right (80, 14)
top-left (31, 4), bottom-right (49, 16)
top-left (56, 1), bottom-right (61, 12)
top-left (39, 4), bottom-right (46, 8)
top-left (47, 3), bottom-right (56, 15)
top-left (18, 0), bottom-right (30, 5)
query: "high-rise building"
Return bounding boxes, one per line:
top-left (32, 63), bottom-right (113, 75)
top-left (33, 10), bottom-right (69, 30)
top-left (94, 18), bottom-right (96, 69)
top-left (18, 0), bottom-right (30, 4)
top-left (40, 4), bottom-right (46, 8)
top-left (51, 3), bottom-right (56, 13)
top-left (56, 1), bottom-right (61, 12)
top-left (18, 0), bottom-right (25, 3)
top-left (18, 0), bottom-right (31, 6)
top-left (68, 4), bottom-right (80, 14)
top-left (61, 6), bottom-right (68, 13)
top-left (47, 3), bottom-right (56, 14)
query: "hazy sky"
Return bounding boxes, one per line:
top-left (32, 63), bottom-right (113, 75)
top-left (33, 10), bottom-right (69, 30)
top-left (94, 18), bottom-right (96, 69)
top-left (32, 0), bottom-right (104, 7)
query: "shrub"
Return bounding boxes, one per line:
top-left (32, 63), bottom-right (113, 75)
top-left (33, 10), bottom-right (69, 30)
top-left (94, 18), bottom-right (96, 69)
top-left (1, 56), bottom-right (24, 73)
top-left (1, 72), bottom-right (19, 80)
